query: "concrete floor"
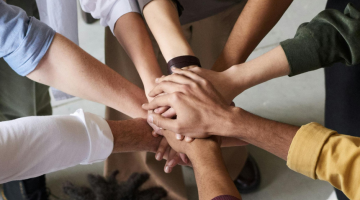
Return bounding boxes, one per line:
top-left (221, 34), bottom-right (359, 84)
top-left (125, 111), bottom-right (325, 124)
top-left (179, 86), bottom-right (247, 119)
top-left (1, 0), bottom-right (341, 199)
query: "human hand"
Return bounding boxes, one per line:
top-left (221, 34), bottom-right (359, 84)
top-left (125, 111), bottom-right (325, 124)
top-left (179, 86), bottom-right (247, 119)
top-left (142, 69), bottom-right (237, 138)
top-left (156, 132), bottom-right (248, 173)
top-left (164, 66), bottom-right (244, 104)
top-left (155, 136), bottom-right (192, 173)
top-left (144, 82), bottom-right (176, 137)
top-left (161, 129), bottom-right (221, 166)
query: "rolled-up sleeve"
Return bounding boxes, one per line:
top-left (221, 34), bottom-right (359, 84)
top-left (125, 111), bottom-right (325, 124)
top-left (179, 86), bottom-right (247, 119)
top-left (79, 0), bottom-right (140, 34)
top-left (0, 109), bottom-right (113, 184)
top-left (287, 122), bottom-right (360, 199)
top-left (280, 3), bottom-right (360, 76)
top-left (0, 1), bottom-right (55, 76)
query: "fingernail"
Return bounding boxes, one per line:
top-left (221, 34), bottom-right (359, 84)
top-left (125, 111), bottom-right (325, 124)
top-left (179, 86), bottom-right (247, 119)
top-left (168, 159), bottom-right (175, 167)
top-left (171, 66), bottom-right (176, 71)
top-left (165, 166), bottom-right (170, 173)
top-left (148, 115), bottom-right (153, 123)
top-left (154, 108), bottom-right (159, 113)
top-left (142, 104), bottom-right (145, 107)
top-left (185, 137), bottom-right (192, 142)
top-left (156, 152), bottom-right (162, 160)
top-left (155, 78), bottom-right (159, 83)
top-left (176, 134), bottom-right (182, 140)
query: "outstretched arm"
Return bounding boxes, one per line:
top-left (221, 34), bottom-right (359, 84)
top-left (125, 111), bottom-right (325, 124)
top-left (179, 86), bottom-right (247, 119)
top-left (164, 3), bottom-right (360, 103)
top-left (0, 1), bottom-right (147, 118)
top-left (145, 70), bottom-right (360, 199)
top-left (0, 109), bottom-right (164, 184)
top-left (27, 34), bottom-right (148, 118)
top-left (212, 0), bottom-right (293, 72)
top-left (143, 0), bottom-right (194, 62)
top-left (79, 0), bottom-right (163, 100)
top-left (162, 131), bottom-right (241, 200)
top-left (112, 13), bottom-right (163, 99)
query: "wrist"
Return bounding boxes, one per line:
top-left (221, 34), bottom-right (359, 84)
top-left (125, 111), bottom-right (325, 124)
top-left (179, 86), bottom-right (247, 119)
top-left (109, 118), bottom-right (161, 153)
top-left (217, 106), bottom-right (245, 138)
top-left (188, 141), bottom-right (222, 167)
top-left (223, 65), bottom-right (253, 99)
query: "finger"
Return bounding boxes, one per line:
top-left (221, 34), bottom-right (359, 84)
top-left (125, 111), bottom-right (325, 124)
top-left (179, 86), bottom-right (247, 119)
top-left (166, 153), bottom-right (181, 168)
top-left (186, 66), bottom-right (202, 72)
top-left (147, 112), bottom-right (177, 131)
top-left (186, 65), bottom-right (198, 70)
top-left (185, 136), bottom-right (194, 143)
top-left (171, 67), bottom-right (205, 83)
top-left (148, 116), bottom-right (162, 136)
top-left (148, 81), bottom-right (183, 97)
top-left (155, 138), bottom-right (169, 161)
top-left (176, 134), bottom-right (184, 141)
top-left (155, 75), bottom-right (166, 83)
top-left (161, 107), bottom-right (176, 118)
top-left (143, 95), bottom-right (173, 110)
top-left (179, 153), bottom-right (188, 164)
top-left (164, 164), bottom-right (172, 173)
top-left (156, 73), bottom-right (195, 85)
top-left (154, 106), bottom-right (170, 114)
top-left (152, 131), bottom-right (160, 137)
top-left (164, 145), bottom-right (171, 160)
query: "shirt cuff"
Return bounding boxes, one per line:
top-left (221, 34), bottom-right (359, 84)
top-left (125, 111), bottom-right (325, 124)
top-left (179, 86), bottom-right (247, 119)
top-left (107, 0), bottom-right (140, 34)
top-left (71, 109), bottom-right (114, 164)
top-left (287, 122), bottom-right (337, 179)
top-left (280, 30), bottom-right (322, 77)
top-left (4, 17), bottom-right (55, 76)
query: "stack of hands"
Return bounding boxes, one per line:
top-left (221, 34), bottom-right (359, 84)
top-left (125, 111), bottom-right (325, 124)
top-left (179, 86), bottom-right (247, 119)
top-left (142, 66), bottom-right (248, 173)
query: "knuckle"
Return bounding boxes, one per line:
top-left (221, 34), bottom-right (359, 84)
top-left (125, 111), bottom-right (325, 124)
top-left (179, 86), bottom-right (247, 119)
top-left (180, 84), bottom-right (190, 93)
top-left (202, 79), bottom-right (210, 86)
top-left (153, 117), bottom-right (161, 127)
top-left (190, 82), bottom-right (198, 88)
top-left (192, 66), bottom-right (201, 72)
top-left (173, 123), bottom-right (181, 133)
top-left (171, 92), bottom-right (182, 102)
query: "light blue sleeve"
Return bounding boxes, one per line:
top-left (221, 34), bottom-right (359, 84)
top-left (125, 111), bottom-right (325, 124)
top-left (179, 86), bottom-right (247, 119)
top-left (0, 1), bottom-right (55, 76)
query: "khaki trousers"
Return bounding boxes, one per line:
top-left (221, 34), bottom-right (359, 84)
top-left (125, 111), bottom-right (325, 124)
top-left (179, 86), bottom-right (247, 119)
top-left (104, 2), bottom-right (247, 199)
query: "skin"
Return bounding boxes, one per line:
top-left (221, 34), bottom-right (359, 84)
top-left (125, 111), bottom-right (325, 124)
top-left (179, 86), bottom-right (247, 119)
top-left (26, 32), bottom-right (182, 162)
top-left (27, 33), bottom-right (148, 118)
top-left (143, 50), bottom-right (299, 160)
top-left (143, 0), bottom-right (293, 158)
top-left (162, 130), bottom-right (242, 200)
top-left (113, 13), bottom-right (163, 99)
top-left (212, 0), bottom-right (293, 72)
top-left (143, 0), bottom-right (195, 62)
top-left (107, 118), bottom-right (161, 153)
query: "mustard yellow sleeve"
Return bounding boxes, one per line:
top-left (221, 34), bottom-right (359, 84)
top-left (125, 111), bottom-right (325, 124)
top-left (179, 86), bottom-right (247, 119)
top-left (287, 122), bottom-right (360, 199)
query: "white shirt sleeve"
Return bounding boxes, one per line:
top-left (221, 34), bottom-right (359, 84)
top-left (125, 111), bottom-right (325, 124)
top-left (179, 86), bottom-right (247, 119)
top-left (36, 0), bottom-right (79, 45)
top-left (79, 0), bottom-right (140, 34)
top-left (0, 109), bottom-right (113, 184)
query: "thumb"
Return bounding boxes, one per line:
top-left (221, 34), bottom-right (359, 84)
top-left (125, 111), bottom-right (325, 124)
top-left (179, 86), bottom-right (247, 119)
top-left (148, 113), bottom-right (177, 131)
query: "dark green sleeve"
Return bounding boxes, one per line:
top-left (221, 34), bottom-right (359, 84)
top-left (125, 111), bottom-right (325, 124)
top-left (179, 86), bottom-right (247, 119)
top-left (280, 3), bottom-right (360, 76)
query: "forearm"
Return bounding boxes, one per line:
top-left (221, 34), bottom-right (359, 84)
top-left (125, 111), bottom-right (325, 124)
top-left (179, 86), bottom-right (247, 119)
top-left (143, 0), bottom-right (194, 62)
top-left (27, 34), bottom-right (147, 118)
top-left (222, 46), bottom-right (290, 99)
top-left (107, 118), bottom-right (162, 153)
top-left (191, 146), bottom-right (241, 200)
top-left (212, 0), bottom-right (292, 72)
top-left (226, 107), bottom-right (298, 160)
top-left (113, 13), bottom-right (163, 94)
